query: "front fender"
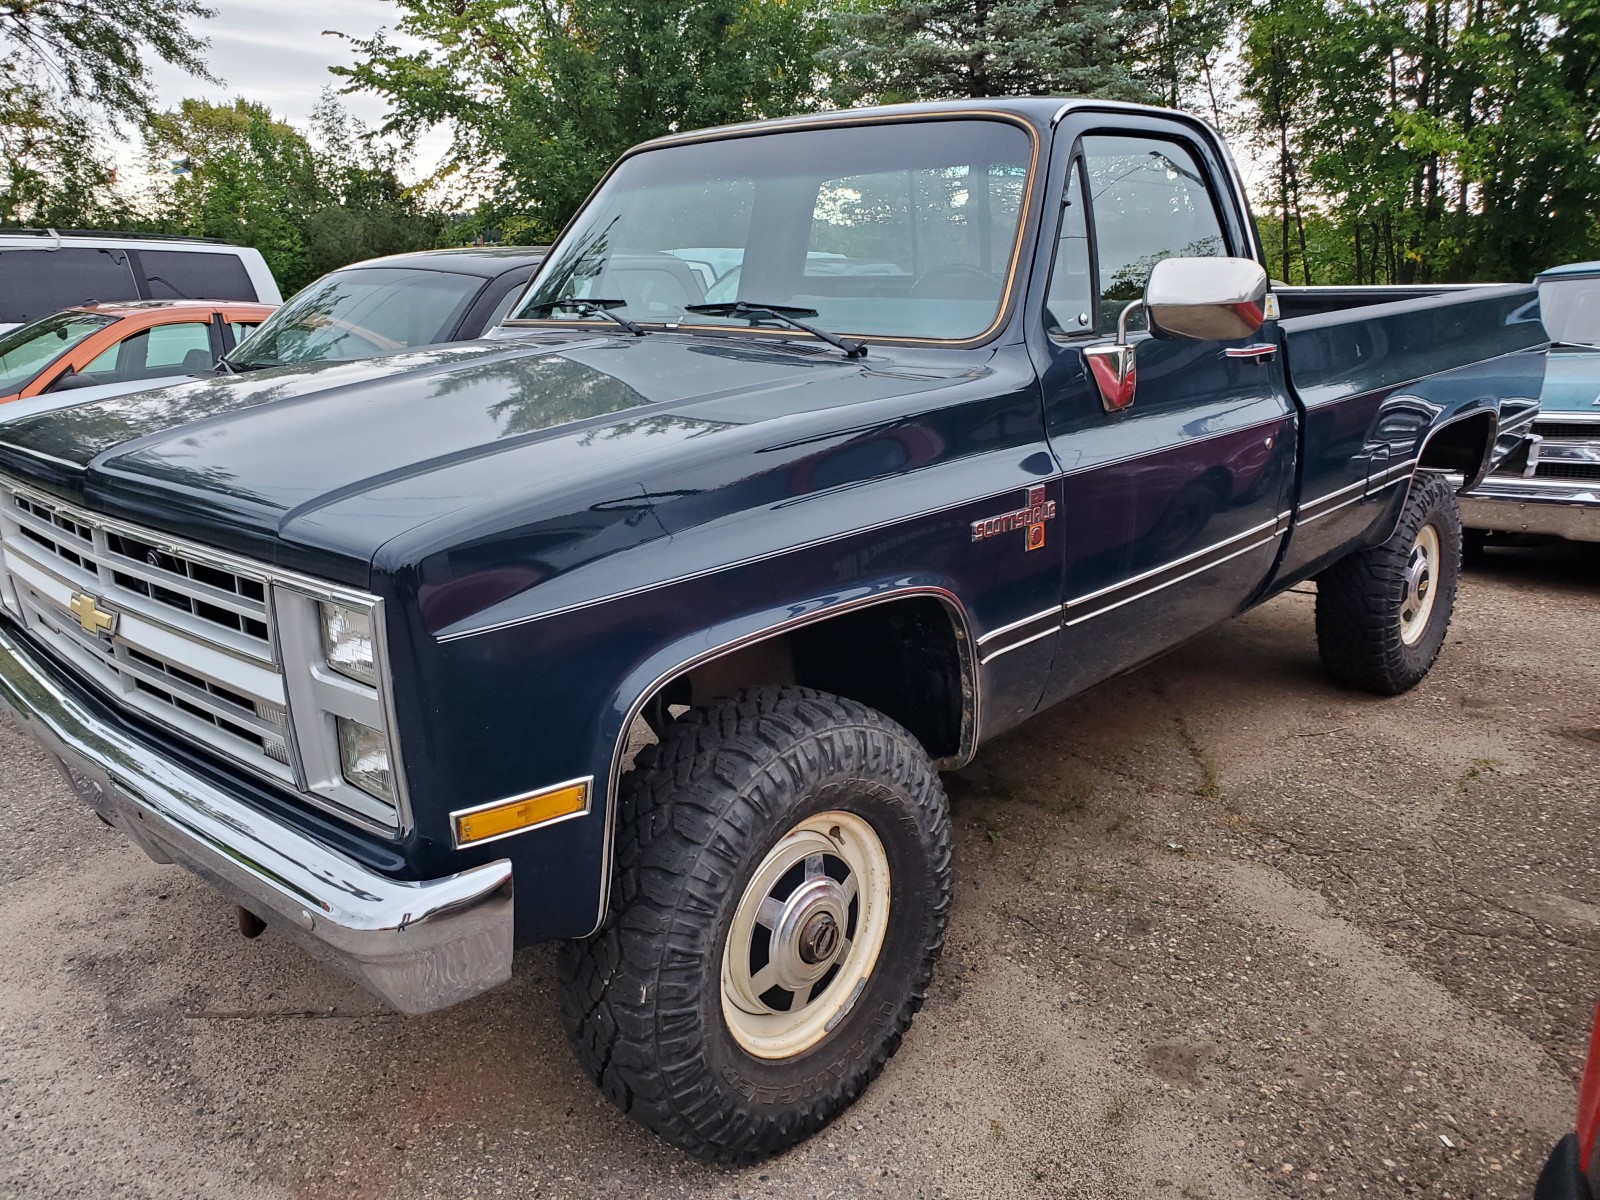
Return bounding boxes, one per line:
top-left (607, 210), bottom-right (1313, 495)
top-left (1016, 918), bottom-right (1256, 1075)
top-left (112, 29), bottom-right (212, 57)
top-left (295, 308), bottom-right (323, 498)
top-left (587, 575), bottom-right (976, 937)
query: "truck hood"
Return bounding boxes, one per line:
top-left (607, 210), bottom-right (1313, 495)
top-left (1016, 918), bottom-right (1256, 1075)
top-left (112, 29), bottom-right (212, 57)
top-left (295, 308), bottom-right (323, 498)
top-left (0, 332), bottom-right (967, 583)
top-left (1540, 345), bottom-right (1600, 414)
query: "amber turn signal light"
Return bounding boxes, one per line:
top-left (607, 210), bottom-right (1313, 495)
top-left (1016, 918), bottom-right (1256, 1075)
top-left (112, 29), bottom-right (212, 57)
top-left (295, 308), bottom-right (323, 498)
top-left (453, 779), bottom-right (590, 847)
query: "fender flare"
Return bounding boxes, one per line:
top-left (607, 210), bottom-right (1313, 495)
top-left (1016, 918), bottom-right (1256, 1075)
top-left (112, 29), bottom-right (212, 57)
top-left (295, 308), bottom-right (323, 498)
top-left (584, 579), bottom-right (978, 936)
top-left (1374, 404), bottom-right (1501, 547)
top-left (1418, 404), bottom-right (1501, 491)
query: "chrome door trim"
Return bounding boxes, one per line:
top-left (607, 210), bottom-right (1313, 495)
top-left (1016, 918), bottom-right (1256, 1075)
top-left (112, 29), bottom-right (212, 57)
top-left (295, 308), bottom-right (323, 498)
top-left (975, 604), bottom-right (1065, 646)
top-left (1063, 534), bottom-right (1281, 627)
top-left (1064, 515), bottom-right (1283, 610)
top-left (978, 624), bottom-right (1058, 665)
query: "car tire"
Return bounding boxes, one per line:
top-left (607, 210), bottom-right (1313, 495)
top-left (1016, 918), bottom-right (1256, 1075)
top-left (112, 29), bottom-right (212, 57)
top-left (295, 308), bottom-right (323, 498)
top-left (557, 686), bottom-right (953, 1163)
top-left (1314, 472), bottom-right (1461, 695)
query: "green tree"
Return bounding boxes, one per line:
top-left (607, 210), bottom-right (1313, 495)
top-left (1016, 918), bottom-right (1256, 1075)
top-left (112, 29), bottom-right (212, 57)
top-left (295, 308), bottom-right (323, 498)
top-left (143, 95), bottom-right (446, 293)
top-left (820, 0), bottom-right (1236, 108)
top-left (334, 0), bottom-right (827, 241)
top-left (1240, 0), bottom-right (1600, 283)
top-left (1, 0), bottom-right (219, 227)
top-left (144, 98), bottom-right (321, 287)
top-left (0, 82), bottom-right (135, 225)
top-left (1, 0), bottom-right (215, 124)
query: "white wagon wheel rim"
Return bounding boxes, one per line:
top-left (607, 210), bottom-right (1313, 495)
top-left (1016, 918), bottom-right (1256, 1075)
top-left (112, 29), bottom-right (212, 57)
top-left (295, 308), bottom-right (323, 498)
top-left (720, 810), bottom-right (892, 1060)
top-left (1400, 523), bottom-right (1441, 646)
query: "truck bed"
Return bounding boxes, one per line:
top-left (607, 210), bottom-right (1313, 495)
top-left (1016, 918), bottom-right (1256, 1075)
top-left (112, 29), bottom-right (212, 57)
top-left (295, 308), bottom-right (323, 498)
top-left (1274, 283), bottom-right (1497, 322)
top-left (1277, 283), bottom-right (1544, 407)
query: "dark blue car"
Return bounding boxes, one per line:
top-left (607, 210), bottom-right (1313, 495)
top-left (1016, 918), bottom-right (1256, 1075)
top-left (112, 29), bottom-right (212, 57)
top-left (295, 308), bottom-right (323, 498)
top-left (0, 99), bottom-right (1548, 1160)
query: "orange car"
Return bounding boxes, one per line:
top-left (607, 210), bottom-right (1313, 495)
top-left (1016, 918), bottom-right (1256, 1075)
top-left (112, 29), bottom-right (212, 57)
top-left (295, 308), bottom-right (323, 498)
top-left (0, 299), bottom-right (276, 404)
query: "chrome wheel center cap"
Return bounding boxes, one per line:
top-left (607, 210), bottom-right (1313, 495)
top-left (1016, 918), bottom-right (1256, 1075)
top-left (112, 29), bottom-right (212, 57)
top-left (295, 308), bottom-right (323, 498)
top-left (767, 877), bottom-right (848, 991)
top-left (799, 912), bottom-right (841, 964)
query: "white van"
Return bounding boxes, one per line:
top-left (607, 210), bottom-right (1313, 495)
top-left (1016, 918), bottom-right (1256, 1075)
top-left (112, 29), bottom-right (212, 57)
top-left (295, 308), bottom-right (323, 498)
top-left (0, 230), bottom-right (281, 332)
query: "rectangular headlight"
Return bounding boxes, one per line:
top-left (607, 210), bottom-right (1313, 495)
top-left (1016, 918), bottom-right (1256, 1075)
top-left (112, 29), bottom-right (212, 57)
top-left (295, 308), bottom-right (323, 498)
top-left (337, 716), bottom-right (394, 804)
top-left (319, 601), bottom-right (376, 685)
top-left (270, 583), bottom-right (407, 833)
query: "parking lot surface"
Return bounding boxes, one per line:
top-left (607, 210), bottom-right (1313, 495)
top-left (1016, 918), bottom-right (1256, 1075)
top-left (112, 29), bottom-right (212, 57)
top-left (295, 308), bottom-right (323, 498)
top-left (2, 543), bottom-right (1596, 1199)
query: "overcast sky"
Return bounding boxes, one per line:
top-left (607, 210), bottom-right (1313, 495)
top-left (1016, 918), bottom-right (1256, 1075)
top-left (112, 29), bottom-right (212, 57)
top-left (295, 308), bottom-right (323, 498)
top-left (126, 2), bottom-right (1267, 199)
top-left (135, 0), bottom-right (451, 177)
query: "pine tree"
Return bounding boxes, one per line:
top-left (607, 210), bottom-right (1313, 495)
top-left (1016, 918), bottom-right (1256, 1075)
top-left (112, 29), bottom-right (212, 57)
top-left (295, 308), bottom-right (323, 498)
top-left (821, 0), bottom-right (1200, 105)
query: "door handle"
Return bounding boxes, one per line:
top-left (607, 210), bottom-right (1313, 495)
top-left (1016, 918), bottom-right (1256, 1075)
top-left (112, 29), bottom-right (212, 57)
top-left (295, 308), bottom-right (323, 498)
top-left (1224, 343), bottom-right (1278, 361)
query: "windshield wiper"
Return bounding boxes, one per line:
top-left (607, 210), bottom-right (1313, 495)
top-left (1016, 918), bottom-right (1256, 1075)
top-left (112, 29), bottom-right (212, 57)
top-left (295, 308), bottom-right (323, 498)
top-left (684, 301), bottom-right (867, 359)
top-left (1549, 339), bottom-right (1598, 349)
top-left (521, 298), bottom-right (649, 337)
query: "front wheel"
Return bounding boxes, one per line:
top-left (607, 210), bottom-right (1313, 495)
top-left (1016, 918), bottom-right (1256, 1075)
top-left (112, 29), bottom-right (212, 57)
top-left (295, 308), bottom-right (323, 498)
top-left (1314, 472), bottom-right (1462, 694)
top-left (557, 687), bottom-right (952, 1162)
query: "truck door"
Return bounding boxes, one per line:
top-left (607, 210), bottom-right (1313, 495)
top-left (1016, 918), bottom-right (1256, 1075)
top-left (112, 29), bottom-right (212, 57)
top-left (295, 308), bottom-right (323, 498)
top-left (1029, 117), bottom-right (1299, 704)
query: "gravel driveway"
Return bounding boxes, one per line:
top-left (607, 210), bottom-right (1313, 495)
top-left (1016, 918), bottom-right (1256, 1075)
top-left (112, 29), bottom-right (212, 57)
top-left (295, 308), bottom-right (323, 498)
top-left (2, 543), bottom-right (1596, 1199)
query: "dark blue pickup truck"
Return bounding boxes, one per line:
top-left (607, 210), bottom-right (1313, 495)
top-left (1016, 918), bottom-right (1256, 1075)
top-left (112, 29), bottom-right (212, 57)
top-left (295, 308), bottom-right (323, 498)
top-left (0, 99), bottom-right (1547, 1161)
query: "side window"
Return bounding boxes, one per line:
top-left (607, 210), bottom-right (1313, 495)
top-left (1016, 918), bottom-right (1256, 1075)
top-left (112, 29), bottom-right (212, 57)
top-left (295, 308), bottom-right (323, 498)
top-left (1045, 160), bottom-right (1094, 336)
top-left (0, 248), bottom-right (139, 325)
top-left (228, 321), bottom-right (260, 344)
top-left (82, 322), bottom-right (213, 382)
top-left (1082, 134), bottom-right (1227, 331)
top-left (140, 251), bottom-right (256, 301)
top-left (144, 322), bottom-right (214, 371)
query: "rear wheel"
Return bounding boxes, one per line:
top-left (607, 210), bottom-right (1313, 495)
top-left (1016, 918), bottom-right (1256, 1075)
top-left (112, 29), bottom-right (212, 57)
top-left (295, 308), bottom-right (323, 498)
top-left (558, 687), bottom-right (952, 1163)
top-left (1314, 472), bottom-right (1462, 695)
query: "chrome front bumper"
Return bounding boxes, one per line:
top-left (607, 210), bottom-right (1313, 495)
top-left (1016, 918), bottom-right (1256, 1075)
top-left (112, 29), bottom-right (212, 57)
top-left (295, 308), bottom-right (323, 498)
top-left (0, 622), bottom-right (513, 1015)
top-left (1459, 478), bottom-right (1600, 543)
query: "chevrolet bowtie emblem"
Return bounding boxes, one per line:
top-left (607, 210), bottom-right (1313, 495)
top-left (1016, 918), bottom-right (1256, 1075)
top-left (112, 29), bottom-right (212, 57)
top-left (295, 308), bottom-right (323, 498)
top-left (69, 591), bottom-right (118, 638)
top-left (971, 485), bottom-right (1058, 552)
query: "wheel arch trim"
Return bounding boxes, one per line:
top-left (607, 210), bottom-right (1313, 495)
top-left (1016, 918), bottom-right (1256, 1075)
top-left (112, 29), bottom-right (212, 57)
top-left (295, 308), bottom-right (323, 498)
top-left (1417, 404), bottom-right (1501, 490)
top-left (1371, 406), bottom-right (1500, 548)
top-left (587, 582), bottom-right (979, 937)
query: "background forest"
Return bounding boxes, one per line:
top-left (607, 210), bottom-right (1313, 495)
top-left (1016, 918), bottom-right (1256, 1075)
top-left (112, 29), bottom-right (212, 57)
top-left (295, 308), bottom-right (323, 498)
top-left (3, 0), bottom-right (1597, 294)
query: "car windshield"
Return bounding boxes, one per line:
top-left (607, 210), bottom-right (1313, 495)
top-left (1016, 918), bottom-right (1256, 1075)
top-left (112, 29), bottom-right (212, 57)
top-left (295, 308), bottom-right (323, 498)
top-left (1538, 276), bottom-right (1600, 346)
top-left (0, 311), bottom-right (116, 395)
top-left (227, 267), bottom-right (484, 369)
top-left (509, 118), bottom-right (1035, 343)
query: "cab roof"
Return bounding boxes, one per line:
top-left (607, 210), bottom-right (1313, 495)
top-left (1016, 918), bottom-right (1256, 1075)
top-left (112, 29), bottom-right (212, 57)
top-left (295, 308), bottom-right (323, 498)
top-left (631, 96), bottom-right (1209, 153)
top-left (333, 246), bottom-right (550, 279)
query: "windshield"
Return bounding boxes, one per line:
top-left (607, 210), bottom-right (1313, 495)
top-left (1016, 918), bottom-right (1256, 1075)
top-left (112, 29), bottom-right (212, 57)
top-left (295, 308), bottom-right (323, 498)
top-left (0, 311), bottom-right (115, 395)
top-left (228, 267), bottom-right (484, 368)
top-left (1539, 276), bottom-right (1600, 346)
top-left (510, 118), bottom-right (1035, 343)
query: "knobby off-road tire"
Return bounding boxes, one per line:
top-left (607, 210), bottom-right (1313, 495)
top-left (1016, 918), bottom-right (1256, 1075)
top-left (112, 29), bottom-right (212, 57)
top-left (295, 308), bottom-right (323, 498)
top-left (557, 687), bottom-right (953, 1163)
top-left (1314, 471), bottom-right (1462, 695)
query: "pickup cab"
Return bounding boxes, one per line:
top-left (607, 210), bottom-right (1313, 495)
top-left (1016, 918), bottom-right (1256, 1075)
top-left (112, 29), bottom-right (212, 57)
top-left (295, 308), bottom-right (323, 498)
top-left (0, 99), bottom-right (1547, 1162)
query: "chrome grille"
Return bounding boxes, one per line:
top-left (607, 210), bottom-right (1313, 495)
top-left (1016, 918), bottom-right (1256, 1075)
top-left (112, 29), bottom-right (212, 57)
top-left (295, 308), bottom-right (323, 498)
top-left (1526, 417), bottom-right (1600, 482)
top-left (1479, 416), bottom-right (1600, 485)
top-left (1535, 462), bottom-right (1600, 481)
top-left (0, 480), bottom-right (293, 785)
top-left (1531, 421), bottom-right (1600, 442)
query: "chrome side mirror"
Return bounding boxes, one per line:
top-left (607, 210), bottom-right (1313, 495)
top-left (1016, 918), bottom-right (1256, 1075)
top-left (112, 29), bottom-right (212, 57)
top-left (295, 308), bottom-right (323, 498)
top-left (1082, 256), bottom-right (1273, 414)
top-left (1145, 256), bottom-right (1269, 341)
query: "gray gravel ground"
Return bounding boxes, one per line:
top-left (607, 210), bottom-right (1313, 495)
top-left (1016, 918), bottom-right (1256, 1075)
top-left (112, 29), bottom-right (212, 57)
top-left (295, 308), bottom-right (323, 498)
top-left (1, 541), bottom-right (1596, 1199)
